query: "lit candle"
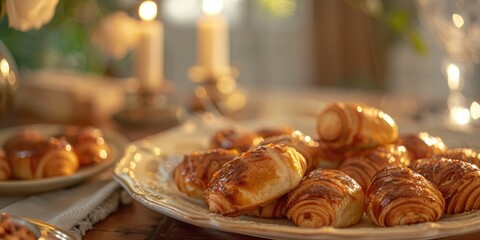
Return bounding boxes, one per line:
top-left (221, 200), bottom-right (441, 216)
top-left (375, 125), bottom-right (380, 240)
top-left (197, 0), bottom-right (229, 76)
top-left (136, 0), bottom-right (163, 92)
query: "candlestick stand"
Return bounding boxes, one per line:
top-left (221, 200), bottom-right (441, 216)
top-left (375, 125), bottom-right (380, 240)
top-left (188, 65), bottom-right (246, 116)
top-left (113, 81), bottom-right (183, 129)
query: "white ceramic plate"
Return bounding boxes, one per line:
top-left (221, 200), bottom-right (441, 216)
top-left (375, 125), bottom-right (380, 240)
top-left (0, 124), bottom-right (128, 195)
top-left (114, 116), bottom-right (480, 240)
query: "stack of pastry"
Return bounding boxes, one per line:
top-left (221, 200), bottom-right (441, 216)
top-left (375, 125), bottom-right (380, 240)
top-left (172, 102), bottom-right (480, 229)
top-left (0, 126), bottom-right (111, 181)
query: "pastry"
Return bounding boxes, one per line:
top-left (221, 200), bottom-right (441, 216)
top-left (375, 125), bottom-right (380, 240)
top-left (258, 131), bottom-right (320, 172)
top-left (3, 128), bottom-right (45, 161)
top-left (286, 168), bottom-right (364, 228)
top-left (0, 150), bottom-right (11, 181)
top-left (410, 157), bottom-right (480, 214)
top-left (8, 137), bottom-right (79, 180)
top-left (316, 102), bottom-right (398, 152)
top-left (173, 148), bottom-right (239, 199)
top-left (434, 148), bottom-right (480, 167)
top-left (246, 195), bottom-right (287, 218)
top-left (255, 125), bottom-right (295, 139)
top-left (365, 166), bottom-right (444, 227)
top-left (339, 144), bottom-right (411, 191)
top-left (204, 143), bottom-right (307, 217)
top-left (58, 126), bottom-right (111, 166)
top-left (397, 132), bottom-right (447, 160)
top-left (209, 128), bottom-right (263, 153)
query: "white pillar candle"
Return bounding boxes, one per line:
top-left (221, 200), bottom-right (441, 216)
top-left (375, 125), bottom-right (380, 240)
top-left (197, 0), bottom-right (229, 76)
top-left (135, 0), bottom-right (163, 92)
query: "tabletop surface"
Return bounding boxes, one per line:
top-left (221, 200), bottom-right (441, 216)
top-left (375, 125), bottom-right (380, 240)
top-left (4, 88), bottom-right (480, 240)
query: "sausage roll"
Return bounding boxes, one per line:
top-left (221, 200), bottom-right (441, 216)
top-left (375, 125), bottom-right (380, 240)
top-left (410, 157), bottom-right (480, 214)
top-left (339, 144), bottom-right (411, 191)
top-left (286, 168), bottom-right (364, 228)
top-left (365, 166), bottom-right (444, 227)
top-left (316, 102), bottom-right (398, 152)
top-left (173, 148), bottom-right (239, 199)
top-left (397, 132), bottom-right (447, 160)
top-left (204, 144), bottom-right (307, 217)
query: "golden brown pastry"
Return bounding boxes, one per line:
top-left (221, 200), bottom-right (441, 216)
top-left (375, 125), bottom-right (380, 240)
top-left (258, 131), bottom-right (320, 173)
top-left (246, 195), bottom-right (287, 218)
top-left (8, 137), bottom-right (79, 180)
top-left (397, 132), bottom-right (447, 160)
top-left (209, 128), bottom-right (263, 153)
top-left (339, 144), bottom-right (411, 191)
top-left (365, 166), bottom-right (444, 227)
top-left (255, 125), bottom-right (295, 139)
top-left (204, 143), bottom-right (307, 217)
top-left (58, 126), bottom-right (111, 166)
top-left (0, 150), bottom-right (11, 181)
top-left (410, 157), bottom-right (480, 214)
top-left (173, 148), bottom-right (239, 199)
top-left (434, 148), bottom-right (480, 167)
top-left (3, 128), bottom-right (45, 161)
top-left (316, 102), bottom-right (398, 152)
top-left (313, 140), bottom-right (349, 168)
top-left (286, 168), bottom-right (364, 228)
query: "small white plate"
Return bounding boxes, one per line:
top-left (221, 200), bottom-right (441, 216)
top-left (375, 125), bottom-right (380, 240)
top-left (114, 116), bottom-right (480, 240)
top-left (0, 124), bottom-right (128, 195)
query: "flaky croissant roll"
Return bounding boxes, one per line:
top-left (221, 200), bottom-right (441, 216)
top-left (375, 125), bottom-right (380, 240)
top-left (9, 137), bottom-right (79, 180)
top-left (316, 102), bottom-right (398, 152)
top-left (434, 148), bottom-right (480, 167)
top-left (339, 144), bottom-right (411, 191)
top-left (59, 126), bottom-right (111, 166)
top-left (255, 125), bottom-right (295, 139)
top-left (258, 131), bottom-right (320, 173)
top-left (286, 169), bottom-right (364, 228)
top-left (246, 195), bottom-right (287, 218)
top-left (173, 148), bottom-right (239, 199)
top-left (0, 150), bottom-right (11, 181)
top-left (365, 166), bottom-right (444, 227)
top-left (209, 128), bottom-right (263, 153)
top-left (410, 158), bottom-right (480, 214)
top-left (397, 132), bottom-right (447, 160)
top-left (204, 144), bottom-right (307, 217)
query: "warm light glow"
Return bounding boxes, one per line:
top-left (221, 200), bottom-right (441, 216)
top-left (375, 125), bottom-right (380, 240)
top-left (0, 59), bottom-right (9, 77)
top-left (447, 63), bottom-right (460, 90)
top-left (139, 0), bottom-right (158, 21)
top-left (203, 0), bottom-right (223, 15)
top-left (452, 13), bottom-right (464, 28)
top-left (450, 107), bottom-right (470, 125)
top-left (227, 92), bottom-right (246, 110)
top-left (216, 76), bottom-right (236, 94)
top-left (471, 101), bottom-right (480, 120)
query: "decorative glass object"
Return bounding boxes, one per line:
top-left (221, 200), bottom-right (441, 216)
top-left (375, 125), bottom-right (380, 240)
top-left (0, 39), bottom-right (18, 118)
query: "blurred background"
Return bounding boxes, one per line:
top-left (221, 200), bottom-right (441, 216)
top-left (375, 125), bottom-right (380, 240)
top-left (0, 0), bottom-right (478, 128)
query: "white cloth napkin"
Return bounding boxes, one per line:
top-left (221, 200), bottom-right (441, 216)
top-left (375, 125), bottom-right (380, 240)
top-left (0, 170), bottom-right (122, 239)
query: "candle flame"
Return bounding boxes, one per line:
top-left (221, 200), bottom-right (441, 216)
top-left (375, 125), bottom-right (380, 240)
top-left (452, 13), bottom-right (464, 28)
top-left (0, 59), bottom-right (10, 77)
top-left (471, 101), bottom-right (480, 120)
top-left (447, 63), bottom-right (460, 90)
top-left (203, 0), bottom-right (223, 15)
top-left (139, 0), bottom-right (157, 21)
